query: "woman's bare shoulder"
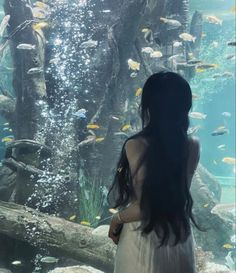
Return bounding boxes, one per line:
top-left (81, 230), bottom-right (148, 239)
top-left (188, 136), bottom-right (200, 152)
top-left (125, 136), bottom-right (148, 152)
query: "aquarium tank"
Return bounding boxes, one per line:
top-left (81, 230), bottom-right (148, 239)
top-left (0, 0), bottom-right (235, 272)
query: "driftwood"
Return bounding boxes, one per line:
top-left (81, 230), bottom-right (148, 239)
top-left (0, 201), bottom-right (115, 273)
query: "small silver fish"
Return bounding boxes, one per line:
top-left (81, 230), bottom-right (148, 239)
top-left (17, 43), bottom-right (36, 50)
top-left (80, 39), bottom-right (98, 48)
top-left (27, 67), bottom-right (44, 74)
top-left (222, 112), bottom-right (231, 117)
top-left (130, 72), bottom-right (138, 78)
top-left (160, 17), bottom-right (182, 29)
top-left (40, 256), bottom-right (59, 264)
top-left (11, 260), bottom-right (22, 266)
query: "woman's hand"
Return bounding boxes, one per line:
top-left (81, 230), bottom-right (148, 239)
top-left (108, 214), bottom-right (122, 245)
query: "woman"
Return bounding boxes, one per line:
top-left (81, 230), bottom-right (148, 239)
top-left (107, 71), bottom-right (202, 273)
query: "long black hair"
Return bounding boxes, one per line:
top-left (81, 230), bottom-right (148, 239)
top-left (107, 71), bottom-right (202, 247)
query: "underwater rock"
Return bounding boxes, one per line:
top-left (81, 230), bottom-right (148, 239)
top-left (199, 262), bottom-right (235, 273)
top-left (49, 265), bottom-right (104, 273)
top-left (91, 225), bottom-right (109, 237)
top-left (0, 165), bottom-right (16, 201)
top-left (0, 269), bottom-right (12, 273)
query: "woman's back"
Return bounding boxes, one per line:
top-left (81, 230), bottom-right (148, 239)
top-left (114, 136), bottom-right (200, 273)
top-left (125, 135), bottom-right (200, 204)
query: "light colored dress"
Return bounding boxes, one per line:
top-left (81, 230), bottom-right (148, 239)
top-left (114, 137), bottom-right (199, 273)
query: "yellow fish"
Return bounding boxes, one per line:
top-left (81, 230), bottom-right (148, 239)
top-left (141, 28), bottom-right (150, 33)
top-left (2, 137), bottom-right (14, 143)
top-left (32, 22), bottom-right (49, 31)
top-left (203, 203), bottom-right (209, 208)
top-left (223, 243), bottom-right (234, 249)
top-left (35, 1), bottom-right (49, 9)
top-left (121, 124), bottom-right (131, 131)
top-left (95, 137), bottom-right (105, 143)
top-left (95, 216), bottom-right (101, 220)
top-left (196, 68), bottom-right (205, 73)
top-left (80, 221), bottom-right (91, 226)
top-left (222, 157), bottom-right (236, 165)
top-left (127, 59), bottom-right (140, 71)
top-left (69, 215), bottom-right (76, 221)
top-left (87, 124), bottom-right (100, 129)
top-left (230, 6), bottom-right (236, 13)
top-left (135, 88), bottom-right (142, 97)
top-left (109, 208), bottom-right (118, 214)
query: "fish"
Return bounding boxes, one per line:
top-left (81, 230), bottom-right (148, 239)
top-left (3, 122), bottom-right (9, 125)
top-left (196, 63), bottom-right (218, 69)
top-left (211, 126), bottom-right (229, 136)
top-left (206, 15), bottom-right (223, 25)
top-left (211, 41), bottom-right (219, 48)
top-left (173, 41), bottom-right (182, 47)
top-left (40, 256), bottom-right (59, 264)
top-left (16, 43), bottom-right (36, 50)
top-left (160, 17), bottom-right (182, 29)
top-left (187, 59), bottom-right (202, 65)
top-left (11, 260), bottom-right (22, 266)
top-left (95, 137), bottom-right (105, 143)
top-left (135, 87), bottom-right (142, 97)
top-left (189, 112), bottom-right (207, 119)
top-left (192, 93), bottom-right (201, 100)
top-left (222, 112), bottom-right (231, 117)
top-left (87, 124), bottom-right (100, 129)
top-left (27, 67), bottom-right (44, 74)
top-left (32, 7), bottom-right (47, 19)
top-left (227, 41), bottom-right (236, 46)
top-left (69, 215), bottom-right (76, 221)
top-left (111, 116), bottom-right (120, 120)
top-left (80, 221), bottom-right (91, 226)
top-left (80, 39), bottom-right (98, 48)
top-left (217, 144), bottom-right (226, 150)
top-left (95, 216), bottom-right (101, 220)
top-left (150, 51), bottom-right (163, 58)
top-left (114, 132), bottom-right (129, 137)
top-left (3, 127), bottom-right (9, 131)
top-left (121, 124), bottom-right (131, 131)
top-left (203, 203), bottom-right (209, 208)
top-left (225, 54), bottom-right (236, 60)
top-left (213, 160), bottom-right (218, 165)
top-left (201, 32), bottom-right (207, 38)
top-left (34, 1), bottom-right (49, 9)
top-left (223, 244), bottom-right (234, 249)
top-left (130, 72), bottom-right (138, 78)
top-left (187, 125), bottom-right (201, 135)
top-left (102, 10), bottom-right (111, 13)
top-left (222, 157), bottom-right (236, 165)
top-left (221, 72), bottom-right (234, 78)
top-left (73, 108), bottom-right (87, 119)
top-left (141, 28), bottom-right (150, 33)
top-left (32, 22), bottom-right (48, 31)
top-left (230, 6), bottom-right (236, 13)
top-left (127, 59), bottom-right (140, 71)
top-left (179, 33), bottom-right (196, 42)
top-left (0, 15), bottom-right (10, 37)
top-left (2, 136), bottom-right (14, 142)
top-left (141, 47), bottom-right (154, 54)
top-left (109, 208), bottom-right (118, 214)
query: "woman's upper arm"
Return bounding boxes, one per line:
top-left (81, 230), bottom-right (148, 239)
top-left (187, 136), bottom-right (200, 183)
top-left (125, 138), bottom-right (147, 203)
